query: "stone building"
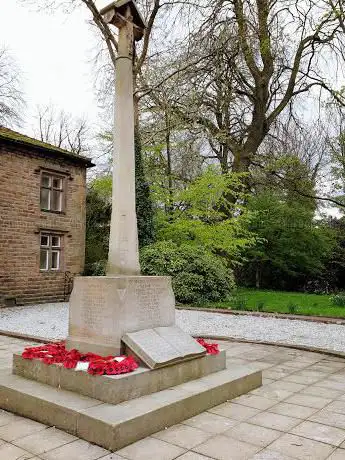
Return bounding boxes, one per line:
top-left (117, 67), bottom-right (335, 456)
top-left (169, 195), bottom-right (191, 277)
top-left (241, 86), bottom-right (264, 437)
top-left (0, 127), bottom-right (94, 307)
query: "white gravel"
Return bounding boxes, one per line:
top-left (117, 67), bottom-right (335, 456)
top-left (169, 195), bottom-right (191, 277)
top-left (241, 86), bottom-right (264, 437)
top-left (1, 303), bottom-right (345, 353)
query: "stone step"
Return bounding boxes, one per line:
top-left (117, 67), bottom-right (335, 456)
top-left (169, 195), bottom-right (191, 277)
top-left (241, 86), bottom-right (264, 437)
top-left (12, 350), bottom-right (226, 405)
top-left (0, 365), bottom-right (261, 452)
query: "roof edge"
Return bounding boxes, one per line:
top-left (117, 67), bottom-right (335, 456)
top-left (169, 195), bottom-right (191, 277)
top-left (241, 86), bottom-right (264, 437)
top-left (0, 132), bottom-right (95, 168)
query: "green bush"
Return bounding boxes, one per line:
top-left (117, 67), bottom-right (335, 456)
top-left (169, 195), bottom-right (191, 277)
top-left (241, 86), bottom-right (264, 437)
top-left (231, 295), bottom-right (248, 310)
top-left (330, 293), bottom-right (345, 307)
top-left (140, 241), bottom-right (235, 304)
top-left (256, 300), bottom-right (265, 312)
top-left (84, 260), bottom-right (106, 276)
top-left (288, 302), bottom-right (298, 314)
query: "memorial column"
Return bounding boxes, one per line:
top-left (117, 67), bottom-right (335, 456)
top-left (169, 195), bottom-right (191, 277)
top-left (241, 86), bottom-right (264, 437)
top-left (107, 6), bottom-right (140, 276)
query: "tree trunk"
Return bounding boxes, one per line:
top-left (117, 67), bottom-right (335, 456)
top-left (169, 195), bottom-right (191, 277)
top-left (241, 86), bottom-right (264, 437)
top-left (255, 264), bottom-right (261, 289)
top-left (133, 87), bottom-right (155, 247)
top-left (165, 111), bottom-right (174, 217)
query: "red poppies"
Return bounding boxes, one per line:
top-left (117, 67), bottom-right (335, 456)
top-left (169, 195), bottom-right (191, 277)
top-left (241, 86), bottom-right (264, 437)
top-left (21, 338), bottom-right (219, 376)
top-left (21, 342), bottom-right (139, 375)
top-left (197, 338), bottom-right (220, 355)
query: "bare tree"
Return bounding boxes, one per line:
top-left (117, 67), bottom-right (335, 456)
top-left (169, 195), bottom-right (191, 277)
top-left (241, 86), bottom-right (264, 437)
top-left (325, 106), bottom-right (345, 200)
top-left (148, 0), bottom-right (345, 176)
top-left (23, 0), bottom-right (199, 126)
top-left (0, 47), bottom-right (24, 127)
top-left (33, 104), bottom-right (90, 154)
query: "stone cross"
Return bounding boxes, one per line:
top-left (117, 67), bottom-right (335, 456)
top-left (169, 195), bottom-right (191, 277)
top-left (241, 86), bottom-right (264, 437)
top-left (101, 0), bottom-right (146, 276)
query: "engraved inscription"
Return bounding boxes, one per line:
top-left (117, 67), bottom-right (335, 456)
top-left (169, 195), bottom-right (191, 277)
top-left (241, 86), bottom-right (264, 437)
top-left (79, 283), bottom-right (114, 340)
top-left (131, 279), bottom-right (162, 325)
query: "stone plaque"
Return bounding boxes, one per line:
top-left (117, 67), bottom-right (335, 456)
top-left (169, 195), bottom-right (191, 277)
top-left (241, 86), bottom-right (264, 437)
top-left (122, 326), bottom-right (206, 369)
top-left (156, 326), bottom-right (206, 357)
top-left (66, 275), bottom-right (176, 356)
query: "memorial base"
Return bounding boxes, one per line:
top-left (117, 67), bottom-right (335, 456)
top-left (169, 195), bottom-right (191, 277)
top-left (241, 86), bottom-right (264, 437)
top-left (0, 351), bottom-right (262, 451)
top-left (66, 275), bottom-right (176, 356)
top-left (12, 350), bottom-right (227, 405)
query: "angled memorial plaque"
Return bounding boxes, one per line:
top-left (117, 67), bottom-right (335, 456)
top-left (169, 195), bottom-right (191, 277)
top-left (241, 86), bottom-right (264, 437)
top-left (122, 326), bottom-right (206, 369)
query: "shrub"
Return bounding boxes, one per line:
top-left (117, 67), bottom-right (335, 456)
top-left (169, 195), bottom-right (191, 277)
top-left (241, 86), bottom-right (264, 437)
top-left (256, 301), bottom-right (265, 312)
top-left (288, 302), bottom-right (298, 314)
top-left (84, 260), bottom-right (106, 276)
top-left (231, 295), bottom-right (248, 311)
top-left (330, 293), bottom-right (345, 307)
top-left (140, 241), bottom-right (235, 304)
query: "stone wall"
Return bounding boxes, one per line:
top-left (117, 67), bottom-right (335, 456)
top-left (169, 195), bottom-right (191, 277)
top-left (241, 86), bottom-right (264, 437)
top-left (0, 143), bottom-right (87, 306)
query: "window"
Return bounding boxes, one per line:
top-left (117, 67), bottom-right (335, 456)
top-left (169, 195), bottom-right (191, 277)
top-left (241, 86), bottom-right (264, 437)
top-left (40, 234), bottom-right (62, 271)
top-left (40, 173), bottom-right (64, 212)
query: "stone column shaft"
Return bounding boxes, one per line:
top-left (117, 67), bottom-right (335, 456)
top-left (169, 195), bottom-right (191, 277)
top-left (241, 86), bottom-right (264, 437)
top-left (107, 16), bottom-right (140, 276)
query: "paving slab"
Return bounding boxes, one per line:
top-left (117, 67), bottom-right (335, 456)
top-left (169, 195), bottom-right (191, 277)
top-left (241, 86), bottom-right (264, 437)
top-left (12, 426), bottom-right (77, 455)
top-left (39, 439), bottom-right (110, 460)
top-left (290, 420), bottom-right (345, 446)
top-left (328, 449), bottom-right (345, 459)
top-left (269, 402), bottom-right (318, 419)
top-left (248, 411), bottom-right (301, 431)
top-left (250, 449), bottom-right (296, 459)
top-left (268, 433), bottom-right (335, 460)
top-left (224, 421), bottom-right (281, 447)
top-left (153, 424), bottom-right (213, 449)
top-left (0, 442), bottom-right (34, 460)
top-left (192, 434), bottom-right (260, 460)
top-left (116, 437), bottom-right (185, 460)
top-left (182, 412), bottom-right (238, 434)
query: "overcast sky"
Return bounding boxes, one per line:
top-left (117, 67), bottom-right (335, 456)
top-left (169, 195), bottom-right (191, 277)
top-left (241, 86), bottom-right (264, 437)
top-left (0, 0), bottom-right (111, 135)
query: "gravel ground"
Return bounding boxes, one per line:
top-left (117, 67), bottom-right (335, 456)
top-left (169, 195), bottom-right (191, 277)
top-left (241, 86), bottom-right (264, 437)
top-left (1, 302), bottom-right (345, 353)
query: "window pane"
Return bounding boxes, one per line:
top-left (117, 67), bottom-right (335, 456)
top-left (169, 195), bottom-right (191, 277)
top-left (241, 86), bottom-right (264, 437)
top-left (40, 188), bottom-right (50, 209)
top-left (52, 177), bottom-right (62, 190)
top-left (51, 236), bottom-right (60, 248)
top-left (51, 251), bottom-right (60, 270)
top-left (40, 250), bottom-right (48, 270)
top-left (51, 190), bottom-right (62, 211)
top-left (41, 175), bottom-right (50, 187)
top-left (40, 235), bottom-right (49, 247)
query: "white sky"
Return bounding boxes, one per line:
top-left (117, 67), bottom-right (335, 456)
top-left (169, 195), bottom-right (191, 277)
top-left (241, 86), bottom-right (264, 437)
top-left (0, 0), bottom-right (110, 135)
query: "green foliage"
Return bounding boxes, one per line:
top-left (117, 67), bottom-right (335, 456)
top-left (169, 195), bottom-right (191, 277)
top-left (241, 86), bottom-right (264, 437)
top-left (90, 131), bottom-right (155, 249)
top-left (325, 217), bottom-right (345, 290)
top-left (287, 302), bottom-right (298, 314)
top-left (135, 130), bottom-right (155, 247)
top-left (157, 167), bottom-right (258, 262)
top-left (84, 180), bottom-right (111, 275)
top-left (205, 289), bottom-right (345, 318)
top-left (330, 293), bottom-right (345, 307)
top-left (256, 300), bottom-right (265, 312)
top-left (231, 295), bottom-right (248, 311)
top-left (140, 241), bottom-right (235, 304)
top-left (239, 191), bottom-right (336, 290)
top-left (91, 175), bottom-right (112, 198)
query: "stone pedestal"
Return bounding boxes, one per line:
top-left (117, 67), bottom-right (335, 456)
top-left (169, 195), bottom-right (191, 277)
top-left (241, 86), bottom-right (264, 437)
top-left (66, 275), bottom-right (176, 356)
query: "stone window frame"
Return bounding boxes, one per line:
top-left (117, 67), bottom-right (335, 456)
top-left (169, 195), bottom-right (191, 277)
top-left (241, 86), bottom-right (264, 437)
top-left (40, 232), bottom-right (63, 272)
top-left (40, 170), bottom-right (67, 213)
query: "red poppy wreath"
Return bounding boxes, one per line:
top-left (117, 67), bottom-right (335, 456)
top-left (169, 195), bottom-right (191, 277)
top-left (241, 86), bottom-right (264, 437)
top-left (22, 338), bottom-right (219, 376)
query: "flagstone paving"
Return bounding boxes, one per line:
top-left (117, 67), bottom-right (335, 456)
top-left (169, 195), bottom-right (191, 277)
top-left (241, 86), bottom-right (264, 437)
top-left (3, 336), bottom-right (345, 459)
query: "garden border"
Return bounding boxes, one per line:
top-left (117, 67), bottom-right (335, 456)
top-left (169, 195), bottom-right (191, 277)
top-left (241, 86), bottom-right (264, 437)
top-left (176, 306), bottom-right (345, 325)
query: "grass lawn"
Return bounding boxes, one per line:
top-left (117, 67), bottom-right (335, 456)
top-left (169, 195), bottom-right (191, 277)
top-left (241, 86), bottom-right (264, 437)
top-left (203, 288), bottom-right (345, 318)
